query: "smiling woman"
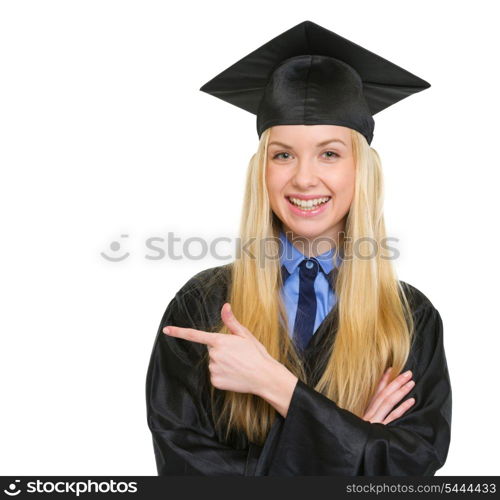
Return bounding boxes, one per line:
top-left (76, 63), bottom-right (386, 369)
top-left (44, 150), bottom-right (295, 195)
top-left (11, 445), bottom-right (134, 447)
top-left (145, 20), bottom-right (452, 476)
top-left (266, 125), bottom-right (355, 234)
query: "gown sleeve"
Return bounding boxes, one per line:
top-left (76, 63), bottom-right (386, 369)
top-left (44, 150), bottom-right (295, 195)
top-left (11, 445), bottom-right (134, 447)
top-left (145, 285), bottom-right (250, 475)
top-left (265, 303), bottom-right (452, 476)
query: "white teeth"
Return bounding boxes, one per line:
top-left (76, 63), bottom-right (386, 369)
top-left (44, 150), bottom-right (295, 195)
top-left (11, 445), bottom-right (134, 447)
top-left (288, 196), bottom-right (331, 209)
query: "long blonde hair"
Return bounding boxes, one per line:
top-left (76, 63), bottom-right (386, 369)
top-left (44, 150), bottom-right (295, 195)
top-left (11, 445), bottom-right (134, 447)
top-left (206, 127), bottom-right (415, 446)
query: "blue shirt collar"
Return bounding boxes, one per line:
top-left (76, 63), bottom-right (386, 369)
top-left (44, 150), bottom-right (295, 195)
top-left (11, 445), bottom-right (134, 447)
top-left (279, 229), bottom-right (342, 276)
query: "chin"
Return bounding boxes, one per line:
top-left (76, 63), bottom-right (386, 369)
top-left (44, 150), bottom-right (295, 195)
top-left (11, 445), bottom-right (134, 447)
top-left (286, 223), bottom-right (330, 239)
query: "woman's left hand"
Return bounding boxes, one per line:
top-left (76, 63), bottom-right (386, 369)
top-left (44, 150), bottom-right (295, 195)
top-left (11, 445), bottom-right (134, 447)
top-left (163, 302), bottom-right (279, 395)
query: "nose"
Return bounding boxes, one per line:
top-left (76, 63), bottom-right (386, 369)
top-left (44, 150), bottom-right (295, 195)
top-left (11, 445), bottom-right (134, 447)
top-left (292, 160), bottom-right (319, 188)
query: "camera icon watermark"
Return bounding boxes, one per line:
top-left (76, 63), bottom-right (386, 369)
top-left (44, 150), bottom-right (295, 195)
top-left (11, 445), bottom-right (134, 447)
top-left (4, 479), bottom-right (21, 496)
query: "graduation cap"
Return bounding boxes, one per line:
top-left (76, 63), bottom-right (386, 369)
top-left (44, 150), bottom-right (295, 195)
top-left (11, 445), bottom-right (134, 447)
top-left (199, 20), bottom-right (431, 145)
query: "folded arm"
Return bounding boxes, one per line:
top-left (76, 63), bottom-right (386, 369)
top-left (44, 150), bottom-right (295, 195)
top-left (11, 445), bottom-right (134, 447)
top-left (263, 305), bottom-right (452, 476)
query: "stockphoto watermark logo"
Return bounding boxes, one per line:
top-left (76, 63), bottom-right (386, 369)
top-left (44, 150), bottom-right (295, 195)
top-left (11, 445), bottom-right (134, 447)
top-left (4, 480), bottom-right (21, 496)
top-left (99, 231), bottom-right (400, 266)
top-left (2, 479), bottom-right (138, 496)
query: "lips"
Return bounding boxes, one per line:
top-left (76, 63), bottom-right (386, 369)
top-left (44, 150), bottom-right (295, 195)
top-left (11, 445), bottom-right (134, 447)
top-left (286, 195), bottom-right (331, 208)
top-left (285, 194), bottom-right (332, 201)
top-left (285, 195), bottom-right (332, 217)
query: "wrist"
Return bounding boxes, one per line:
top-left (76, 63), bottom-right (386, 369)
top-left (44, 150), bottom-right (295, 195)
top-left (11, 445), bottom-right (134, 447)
top-left (257, 358), bottom-right (298, 416)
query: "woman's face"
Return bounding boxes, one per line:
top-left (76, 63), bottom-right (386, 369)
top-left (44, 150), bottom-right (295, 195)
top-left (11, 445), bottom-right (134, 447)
top-left (265, 124), bottom-right (356, 248)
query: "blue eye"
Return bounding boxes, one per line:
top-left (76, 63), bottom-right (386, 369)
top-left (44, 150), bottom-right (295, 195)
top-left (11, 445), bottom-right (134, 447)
top-left (323, 151), bottom-right (339, 159)
top-left (272, 151), bottom-right (339, 160)
top-left (273, 152), bottom-right (291, 160)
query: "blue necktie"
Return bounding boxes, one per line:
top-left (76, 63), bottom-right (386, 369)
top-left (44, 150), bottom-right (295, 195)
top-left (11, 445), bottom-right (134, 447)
top-left (293, 258), bottom-right (319, 351)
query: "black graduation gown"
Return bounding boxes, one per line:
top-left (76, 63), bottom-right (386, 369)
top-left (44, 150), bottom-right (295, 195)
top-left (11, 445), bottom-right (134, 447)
top-left (145, 263), bottom-right (452, 476)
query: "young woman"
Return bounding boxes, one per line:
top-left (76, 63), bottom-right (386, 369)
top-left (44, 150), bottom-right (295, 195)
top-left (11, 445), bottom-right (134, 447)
top-left (145, 21), bottom-right (452, 476)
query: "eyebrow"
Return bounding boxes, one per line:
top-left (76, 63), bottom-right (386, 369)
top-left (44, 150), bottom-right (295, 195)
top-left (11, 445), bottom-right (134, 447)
top-left (268, 138), bottom-right (347, 149)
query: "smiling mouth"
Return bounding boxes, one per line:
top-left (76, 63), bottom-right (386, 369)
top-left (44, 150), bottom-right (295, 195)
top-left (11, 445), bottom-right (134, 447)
top-left (285, 196), bottom-right (332, 211)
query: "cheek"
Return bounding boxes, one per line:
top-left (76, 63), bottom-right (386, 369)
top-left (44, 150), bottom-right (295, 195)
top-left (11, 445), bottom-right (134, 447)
top-left (265, 167), bottom-right (286, 202)
top-left (327, 166), bottom-right (356, 204)
top-left (338, 172), bottom-right (355, 198)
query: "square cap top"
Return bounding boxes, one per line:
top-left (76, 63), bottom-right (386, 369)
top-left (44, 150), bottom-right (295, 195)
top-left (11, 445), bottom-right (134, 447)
top-left (200, 20), bottom-right (431, 144)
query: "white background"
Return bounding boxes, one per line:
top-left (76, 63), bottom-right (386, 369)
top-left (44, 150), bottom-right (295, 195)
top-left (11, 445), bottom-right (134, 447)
top-left (0, 0), bottom-right (498, 476)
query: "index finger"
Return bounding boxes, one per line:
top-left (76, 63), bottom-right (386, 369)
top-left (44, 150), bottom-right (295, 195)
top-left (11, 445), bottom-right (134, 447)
top-left (375, 370), bottom-right (413, 405)
top-left (163, 326), bottom-right (218, 346)
top-left (374, 367), bottom-right (392, 397)
top-left (364, 370), bottom-right (412, 420)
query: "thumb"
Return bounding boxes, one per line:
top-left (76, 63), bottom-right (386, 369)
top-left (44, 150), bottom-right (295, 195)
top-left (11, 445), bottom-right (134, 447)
top-left (221, 303), bottom-right (252, 338)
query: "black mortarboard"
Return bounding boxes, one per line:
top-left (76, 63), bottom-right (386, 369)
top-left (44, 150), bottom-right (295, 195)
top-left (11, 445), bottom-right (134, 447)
top-left (199, 20), bottom-right (431, 145)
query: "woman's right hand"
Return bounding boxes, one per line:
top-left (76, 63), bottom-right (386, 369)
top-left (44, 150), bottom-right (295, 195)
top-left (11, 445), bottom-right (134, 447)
top-left (362, 367), bottom-right (416, 425)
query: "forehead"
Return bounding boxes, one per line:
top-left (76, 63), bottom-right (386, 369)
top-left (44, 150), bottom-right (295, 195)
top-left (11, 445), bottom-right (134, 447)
top-left (268, 124), bottom-right (351, 146)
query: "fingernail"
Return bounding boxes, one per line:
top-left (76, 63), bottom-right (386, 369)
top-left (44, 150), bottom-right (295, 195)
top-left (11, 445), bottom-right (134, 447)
top-left (404, 370), bottom-right (412, 377)
top-left (163, 327), bottom-right (170, 334)
top-left (407, 380), bottom-right (415, 387)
